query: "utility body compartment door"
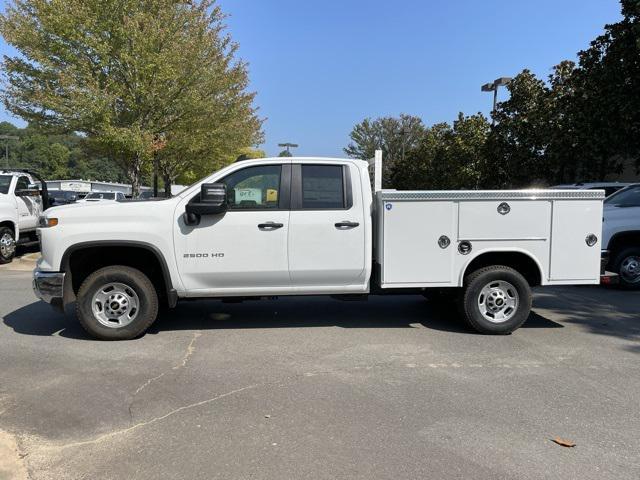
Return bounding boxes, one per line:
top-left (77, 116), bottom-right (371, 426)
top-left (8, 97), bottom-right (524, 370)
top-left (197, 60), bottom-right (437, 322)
top-left (381, 200), bottom-right (456, 284)
top-left (550, 200), bottom-right (602, 281)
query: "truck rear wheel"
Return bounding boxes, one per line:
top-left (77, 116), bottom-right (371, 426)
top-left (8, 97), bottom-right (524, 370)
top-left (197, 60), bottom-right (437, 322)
top-left (461, 265), bottom-right (532, 334)
top-left (76, 265), bottom-right (159, 340)
top-left (0, 226), bottom-right (16, 264)
top-left (612, 247), bottom-right (640, 290)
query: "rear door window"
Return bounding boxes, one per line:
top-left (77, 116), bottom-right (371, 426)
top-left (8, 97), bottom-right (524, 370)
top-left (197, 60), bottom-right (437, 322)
top-left (301, 165), bottom-right (345, 209)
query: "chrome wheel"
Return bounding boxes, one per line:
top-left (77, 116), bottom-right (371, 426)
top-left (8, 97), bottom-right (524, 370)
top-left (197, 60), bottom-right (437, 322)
top-left (620, 256), bottom-right (640, 284)
top-left (0, 232), bottom-right (16, 259)
top-left (91, 282), bottom-right (140, 328)
top-left (477, 280), bottom-right (519, 323)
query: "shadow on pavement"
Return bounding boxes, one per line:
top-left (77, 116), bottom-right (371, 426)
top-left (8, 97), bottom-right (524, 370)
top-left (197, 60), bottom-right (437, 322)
top-left (534, 286), bottom-right (640, 353)
top-left (3, 295), bottom-right (562, 340)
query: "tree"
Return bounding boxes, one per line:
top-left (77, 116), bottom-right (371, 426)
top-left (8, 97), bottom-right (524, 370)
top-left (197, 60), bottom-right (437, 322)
top-left (566, 0), bottom-right (640, 179)
top-left (487, 1), bottom-right (640, 186)
top-left (0, 121), bottom-right (128, 182)
top-left (236, 147), bottom-right (266, 162)
top-left (485, 70), bottom-right (550, 188)
top-left (344, 114), bottom-right (424, 187)
top-left (0, 0), bottom-right (262, 195)
top-left (393, 113), bottom-right (491, 190)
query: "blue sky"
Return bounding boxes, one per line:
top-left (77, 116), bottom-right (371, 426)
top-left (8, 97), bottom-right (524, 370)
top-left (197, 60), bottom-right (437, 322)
top-left (0, 0), bottom-right (623, 157)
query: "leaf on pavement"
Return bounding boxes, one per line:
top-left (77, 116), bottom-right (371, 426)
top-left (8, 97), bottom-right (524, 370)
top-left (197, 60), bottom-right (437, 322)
top-left (551, 437), bottom-right (576, 447)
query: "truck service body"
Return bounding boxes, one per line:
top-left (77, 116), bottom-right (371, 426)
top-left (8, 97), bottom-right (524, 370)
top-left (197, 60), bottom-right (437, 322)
top-left (33, 152), bottom-right (605, 339)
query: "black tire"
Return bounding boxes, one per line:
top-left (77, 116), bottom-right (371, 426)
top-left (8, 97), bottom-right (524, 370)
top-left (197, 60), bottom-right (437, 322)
top-left (76, 265), bottom-right (159, 340)
top-left (0, 226), bottom-right (16, 264)
top-left (612, 247), bottom-right (640, 290)
top-left (461, 265), bottom-right (532, 335)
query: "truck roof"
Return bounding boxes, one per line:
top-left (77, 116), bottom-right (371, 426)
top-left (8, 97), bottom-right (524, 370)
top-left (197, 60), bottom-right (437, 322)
top-left (236, 156), bottom-right (366, 164)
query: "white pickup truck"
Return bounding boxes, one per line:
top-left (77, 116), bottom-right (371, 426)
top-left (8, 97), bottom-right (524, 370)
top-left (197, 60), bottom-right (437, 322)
top-left (0, 170), bottom-right (46, 263)
top-left (33, 152), bottom-right (604, 340)
top-left (601, 183), bottom-right (640, 288)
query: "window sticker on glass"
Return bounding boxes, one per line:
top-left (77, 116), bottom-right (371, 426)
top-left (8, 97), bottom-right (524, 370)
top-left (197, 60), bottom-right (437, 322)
top-left (235, 188), bottom-right (263, 205)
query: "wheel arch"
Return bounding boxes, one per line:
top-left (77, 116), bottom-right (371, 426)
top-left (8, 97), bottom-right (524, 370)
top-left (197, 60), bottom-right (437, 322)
top-left (459, 249), bottom-right (544, 287)
top-left (0, 220), bottom-right (16, 234)
top-left (60, 240), bottom-right (177, 308)
top-left (607, 230), bottom-right (640, 255)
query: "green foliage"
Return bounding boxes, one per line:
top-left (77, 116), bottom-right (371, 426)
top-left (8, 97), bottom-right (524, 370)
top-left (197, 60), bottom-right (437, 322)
top-left (235, 148), bottom-right (266, 162)
top-left (344, 114), bottom-right (424, 187)
top-left (392, 113), bottom-right (491, 190)
top-left (0, 121), bottom-right (127, 182)
top-left (0, 0), bottom-right (262, 195)
top-left (277, 149), bottom-right (293, 157)
top-left (488, 1), bottom-right (640, 186)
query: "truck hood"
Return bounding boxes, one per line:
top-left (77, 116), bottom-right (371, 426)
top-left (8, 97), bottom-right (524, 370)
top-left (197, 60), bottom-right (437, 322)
top-left (45, 198), bottom-right (178, 220)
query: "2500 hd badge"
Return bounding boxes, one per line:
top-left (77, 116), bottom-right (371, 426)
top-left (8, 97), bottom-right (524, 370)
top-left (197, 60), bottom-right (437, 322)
top-left (183, 253), bottom-right (225, 258)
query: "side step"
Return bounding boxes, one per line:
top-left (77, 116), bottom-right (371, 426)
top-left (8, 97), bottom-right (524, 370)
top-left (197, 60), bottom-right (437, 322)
top-left (17, 238), bottom-right (39, 247)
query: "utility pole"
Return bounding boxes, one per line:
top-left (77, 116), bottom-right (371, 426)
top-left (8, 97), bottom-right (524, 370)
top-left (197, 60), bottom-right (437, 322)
top-left (0, 135), bottom-right (19, 169)
top-left (481, 77), bottom-right (512, 125)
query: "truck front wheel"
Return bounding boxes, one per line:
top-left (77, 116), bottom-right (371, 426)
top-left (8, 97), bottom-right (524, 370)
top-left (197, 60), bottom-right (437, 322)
top-left (0, 226), bottom-right (16, 264)
top-left (76, 265), bottom-right (159, 340)
top-left (461, 266), bottom-right (532, 334)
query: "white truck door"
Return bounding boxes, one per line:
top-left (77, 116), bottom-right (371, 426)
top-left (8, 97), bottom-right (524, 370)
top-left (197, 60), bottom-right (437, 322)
top-left (288, 163), bottom-right (366, 287)
top-left (14, 175), bottom-right (39, 231)
top-left (174, 163), bottom-right (291, 293)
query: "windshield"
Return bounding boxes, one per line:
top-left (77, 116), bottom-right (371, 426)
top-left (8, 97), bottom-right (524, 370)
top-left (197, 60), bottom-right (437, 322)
top-left (604, 185), bottom-right (640, 207)
top-left (86, 192), bottom-right (116, 200)
top-left (0, 175), bottom-right (11, 195)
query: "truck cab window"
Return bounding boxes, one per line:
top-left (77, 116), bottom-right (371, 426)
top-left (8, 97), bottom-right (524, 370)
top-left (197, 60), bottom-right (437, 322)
top-left (16, 176), bottom-right (30, 191)
top-left (221, 165), bottom-right (282, 210)
top-left (0, 175), bottom-right (11, 194)
top-left (301, 165), bottom-right (344, 209)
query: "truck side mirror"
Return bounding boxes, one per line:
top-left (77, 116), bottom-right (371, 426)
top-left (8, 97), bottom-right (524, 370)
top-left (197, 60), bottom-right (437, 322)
top-left (184, 183), bottom-right (228, 226)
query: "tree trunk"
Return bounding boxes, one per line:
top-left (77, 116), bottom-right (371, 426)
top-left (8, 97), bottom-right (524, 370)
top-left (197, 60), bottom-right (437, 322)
top-left (163, 173), bottom-right (172, 198)
top-left (129, 153), bottom-right (142, 198)
top-left (153, 153), bottom-right (159, 197)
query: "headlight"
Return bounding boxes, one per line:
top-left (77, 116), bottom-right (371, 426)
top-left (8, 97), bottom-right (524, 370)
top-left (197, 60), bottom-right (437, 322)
top-left (39, 216), bottom-right (59, 228)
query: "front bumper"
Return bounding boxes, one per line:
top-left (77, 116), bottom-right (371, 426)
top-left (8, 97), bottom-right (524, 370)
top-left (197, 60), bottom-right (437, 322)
top-left (33, 270), bottom-right (65, 306)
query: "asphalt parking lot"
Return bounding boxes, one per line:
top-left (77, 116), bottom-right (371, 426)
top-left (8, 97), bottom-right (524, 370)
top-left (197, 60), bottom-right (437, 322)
top-left (0, 267), bottom-right (639, 480)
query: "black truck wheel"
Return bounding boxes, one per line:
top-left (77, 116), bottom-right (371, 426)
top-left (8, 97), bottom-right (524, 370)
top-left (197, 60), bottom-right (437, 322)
top-left (0, 226), bottom-right (16, 264)
top-left (76, 265), bottom-right (159, 340)
top-left (612, 247), bottom-right (640, 290)
top-left (461, 265), bottom-right (532, 334)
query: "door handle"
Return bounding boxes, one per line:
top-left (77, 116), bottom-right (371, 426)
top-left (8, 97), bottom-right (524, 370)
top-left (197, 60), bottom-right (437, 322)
top-left (335, 221), bottom-right (360, 228)
top-left (258, 222), bottom-right (284, 230)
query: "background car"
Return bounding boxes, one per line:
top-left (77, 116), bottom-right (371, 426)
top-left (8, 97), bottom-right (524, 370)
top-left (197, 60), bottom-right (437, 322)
top-left (137, 190), bottom-right (157, 199)
top-left (551, 182), bottom-right (631, 197)
top-left (76, 191), bottom-right (126, 203)
top-left (48, 190), bottom-right (78, 206)
top-left (602, 183), bottom-right (640, 288)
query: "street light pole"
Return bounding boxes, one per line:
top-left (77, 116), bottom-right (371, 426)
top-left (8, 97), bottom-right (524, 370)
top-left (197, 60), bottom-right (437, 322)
top-left (277, 142), bottom-right (299, 157)
top-left (481, 77), bottom-right (512, 126)
top-left (0, 135), bottom-right (19, 169)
